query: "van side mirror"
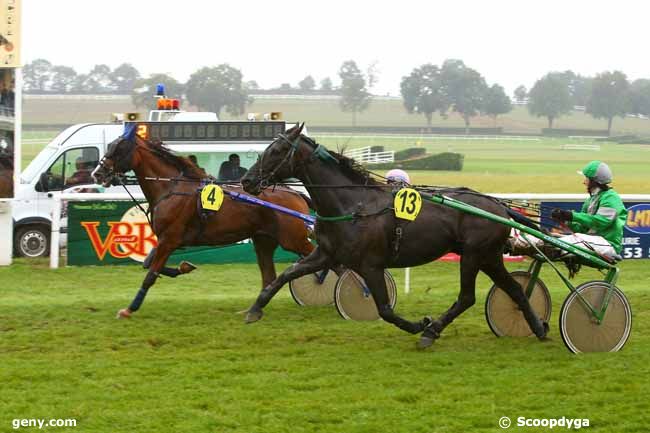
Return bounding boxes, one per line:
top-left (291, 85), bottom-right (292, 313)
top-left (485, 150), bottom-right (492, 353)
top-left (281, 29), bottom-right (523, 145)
top-left (35, 172), bottom-right (50, 192)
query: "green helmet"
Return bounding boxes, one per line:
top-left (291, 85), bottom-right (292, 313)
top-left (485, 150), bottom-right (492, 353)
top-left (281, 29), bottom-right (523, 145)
top-left (578, 160), bottom-right (613, 184)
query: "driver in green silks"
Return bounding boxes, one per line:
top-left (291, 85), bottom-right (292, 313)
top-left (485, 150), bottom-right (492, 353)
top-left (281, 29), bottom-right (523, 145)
top-left (550, 160), bottom-right (627, 259)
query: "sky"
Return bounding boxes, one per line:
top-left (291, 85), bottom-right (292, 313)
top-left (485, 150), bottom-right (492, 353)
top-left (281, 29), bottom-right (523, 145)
top-left (21, 0), bottom-right (650, 96)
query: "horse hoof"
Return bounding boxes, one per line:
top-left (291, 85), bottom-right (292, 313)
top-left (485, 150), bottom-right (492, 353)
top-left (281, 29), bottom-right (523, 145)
top-left (537, 321), bottom-right (550, 340)
top-left (179, 261), bottom-right (197, 274)
top-left (116, 308), bottom-right (132, 319)
top-left (416, 335), bottom-right (435, 350)
top-left (245, 309), bottom-right (263, 324)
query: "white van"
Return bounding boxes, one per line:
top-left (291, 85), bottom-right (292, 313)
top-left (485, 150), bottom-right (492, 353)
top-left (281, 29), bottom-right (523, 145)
top-left (14, 108), bottom-right (292, 257)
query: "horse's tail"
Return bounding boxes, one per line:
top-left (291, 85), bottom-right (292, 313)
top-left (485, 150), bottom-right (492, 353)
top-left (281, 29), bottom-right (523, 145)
top-left (505, 207), bottom-right (540, 231)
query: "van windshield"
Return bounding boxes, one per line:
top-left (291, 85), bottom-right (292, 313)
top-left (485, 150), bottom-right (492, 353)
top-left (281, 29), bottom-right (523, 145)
top-left (21, 145), bottom-right (57, 183)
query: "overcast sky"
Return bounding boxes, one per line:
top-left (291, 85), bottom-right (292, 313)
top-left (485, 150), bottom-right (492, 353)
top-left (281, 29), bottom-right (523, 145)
top-left (22, 0), bottom-right (649, 96)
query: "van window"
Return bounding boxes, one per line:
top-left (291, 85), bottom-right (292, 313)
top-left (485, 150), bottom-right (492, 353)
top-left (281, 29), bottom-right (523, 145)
top-left (45, 147), bottom-right (99, 191)
top-left (179, 152), bottom-right (257, 178)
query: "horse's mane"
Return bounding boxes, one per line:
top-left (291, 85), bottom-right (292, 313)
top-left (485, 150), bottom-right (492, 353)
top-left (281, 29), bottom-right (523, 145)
top-left (136, 135), bottom-right (208, 179)
top-left (301, 135), bottom-right (383, 186)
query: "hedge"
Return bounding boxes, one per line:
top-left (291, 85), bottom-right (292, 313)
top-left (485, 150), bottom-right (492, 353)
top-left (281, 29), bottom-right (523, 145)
top-left (367, 152), bottom-right (464, 171)
top-left (394, 147), bottom-right (426, 161)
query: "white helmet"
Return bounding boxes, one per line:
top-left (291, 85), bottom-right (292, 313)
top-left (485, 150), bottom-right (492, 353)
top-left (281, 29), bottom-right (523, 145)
top-left (386, 169), bottom-right (410, 184)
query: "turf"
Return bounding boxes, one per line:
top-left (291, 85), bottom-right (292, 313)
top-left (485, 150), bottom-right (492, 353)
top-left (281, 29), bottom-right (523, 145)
top-left (1, 259), bottom-right (648, 432)
top-left (20, 131), bottom-right (650, 194)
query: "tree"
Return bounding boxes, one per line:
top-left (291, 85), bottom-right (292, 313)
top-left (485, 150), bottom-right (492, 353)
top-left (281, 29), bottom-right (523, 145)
top-left (320, 77), bottom-right (333, 92)
top-left (586, 70), bottom-right (629, 135)
top-left (440, 59), bottom-right (488, 133)
top-left (185, 64), bottom-right (251, 117)
top-left (400, 63), bottom-right (448, 131)
top-left (562, 70), bottom-right (592, 108)
top-left (245, 80), bottom-right (259, 91)
top-left (338, 60), bottom-right (371, 126)
top-left (366, 61), bottom-right (379, 91)
top-left (278, 83), bottom-right (292, 92)
top-left (110, 63), bottom-right (141, 94)
top-left (73, 64), bottom-right (114, 93)
top-left (131, 73), bottom-right (184, 110)
top-left (514, 85), bottom-right (527, 103)
top-left (23, 59), bottom-right (53, 93)
top-left (50, 66), bottom-right (77, 93)
top-left (483, 84), bottom-right (512, 126)
top-left (628, 79), bottom-right (650, 117)
top-left (527, 72), bottom-right (572, 129)
top-left (298, 75), bottom-right (316, 92)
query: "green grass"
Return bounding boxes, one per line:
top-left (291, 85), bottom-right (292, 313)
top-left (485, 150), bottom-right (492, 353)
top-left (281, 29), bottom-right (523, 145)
top-left (314, 135), bottom-right (650, 193)
top-left (1, 259), bottom-right (648, 432)
top-left (20, 130), bottom-right (650, 193)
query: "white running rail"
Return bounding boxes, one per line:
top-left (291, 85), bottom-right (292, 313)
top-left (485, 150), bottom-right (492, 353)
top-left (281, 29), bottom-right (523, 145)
top-left (343, 146), bottom-right (395, 163)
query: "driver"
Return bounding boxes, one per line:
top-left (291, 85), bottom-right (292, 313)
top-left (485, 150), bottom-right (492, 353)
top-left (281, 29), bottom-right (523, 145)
top-left (386, 168), bottom-right (410, 185)
top-left (550, 160), bottom-right (627, 259)
top-left (509, 161), bottom-right (626, 260)
top-left (218, 154), bottom-right (248, 181)
top-left (65, 157), bottom-right (94, 187)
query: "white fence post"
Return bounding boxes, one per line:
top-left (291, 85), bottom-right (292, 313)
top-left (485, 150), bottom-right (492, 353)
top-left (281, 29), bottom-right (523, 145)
top-left (49, 197), bottom-right (62, 269)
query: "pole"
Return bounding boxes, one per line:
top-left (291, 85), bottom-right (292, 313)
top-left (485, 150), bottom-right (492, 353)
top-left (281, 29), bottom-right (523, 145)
top-left (49, 197), bottom-right (61, 269)
top-left (405, 267), bottom-right (410, 294)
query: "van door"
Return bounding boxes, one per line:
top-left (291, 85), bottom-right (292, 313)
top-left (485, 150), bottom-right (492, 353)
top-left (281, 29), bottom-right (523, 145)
top-left (37, 146), bottom-right (100, 215)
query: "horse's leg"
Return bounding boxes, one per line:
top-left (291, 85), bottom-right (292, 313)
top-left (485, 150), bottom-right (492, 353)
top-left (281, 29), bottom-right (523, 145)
top-left (252, 234), bottom-right (279, 288)
top-left (117, 241), bottom-right (177, 319)
top-left (480, 255), bottom-right (549, 339)
top-left (360, 267), bottom-right (429, 335)
top-left (245, 247), bottom-right (332, 323)
top-left (418, 253), bottom-right (481, 349)
top-left (143, 247), bottom-right (196, 277)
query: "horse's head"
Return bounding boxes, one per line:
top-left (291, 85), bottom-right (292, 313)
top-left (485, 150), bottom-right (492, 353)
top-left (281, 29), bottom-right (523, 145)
top-left (242, 123), bottom-right (337, 195)
top-left (92, 124), bottom-right (140, 187)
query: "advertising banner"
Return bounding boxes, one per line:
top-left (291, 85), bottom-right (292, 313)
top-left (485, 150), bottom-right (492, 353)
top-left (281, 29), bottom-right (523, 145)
top-left (0, 0), bottom-right (19, 67)
top-left (67, 201), bottom-right (300, 266)
top-left (542, 201), bottom-right (650, 259)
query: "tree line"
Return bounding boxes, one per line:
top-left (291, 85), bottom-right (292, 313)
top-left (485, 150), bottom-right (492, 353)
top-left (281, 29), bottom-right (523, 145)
top-left (22, 58), bottom-right (650, 133)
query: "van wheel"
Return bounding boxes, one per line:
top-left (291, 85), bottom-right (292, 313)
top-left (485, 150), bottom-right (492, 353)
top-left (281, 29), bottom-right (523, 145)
top-left (14, 225), bottom-right (50, 258)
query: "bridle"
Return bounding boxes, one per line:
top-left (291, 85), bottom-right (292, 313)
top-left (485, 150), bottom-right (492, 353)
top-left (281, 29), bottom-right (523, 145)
top-left (92, 136), bottom-right (137, 186)
top-left (255, 133), bottom-right (337, 190)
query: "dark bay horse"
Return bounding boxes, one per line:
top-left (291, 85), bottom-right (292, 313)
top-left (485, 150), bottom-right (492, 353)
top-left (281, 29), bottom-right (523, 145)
top-left (241, 124), bottom-right (549, 349)
top-left (92, 125), bottom-right (314, 318)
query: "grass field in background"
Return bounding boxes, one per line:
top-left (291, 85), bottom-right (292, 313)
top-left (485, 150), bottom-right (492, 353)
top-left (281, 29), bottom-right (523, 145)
top-left (21, 131), bottom-right (650, 194)
top-left (314, 135), bottom-right (650, 193)
top-left (24, 96), bottom-right (650, 136)
top-left (1, 259), bottom-right (649, 432)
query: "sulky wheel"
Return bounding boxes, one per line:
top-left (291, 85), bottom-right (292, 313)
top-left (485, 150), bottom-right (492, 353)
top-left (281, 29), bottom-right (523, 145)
top-left (334, 270), bottom-right (397, 321)
top-left (559, 281), bottom-right (632, 353)
top-left (485, 271), bottom-right (552, 337)
top-left (289, 269), bottom-right (338, 306)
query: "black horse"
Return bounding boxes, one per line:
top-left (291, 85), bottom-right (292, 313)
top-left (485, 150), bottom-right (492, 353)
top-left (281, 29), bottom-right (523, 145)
top-left (241, 124), bottom-right (549, 349)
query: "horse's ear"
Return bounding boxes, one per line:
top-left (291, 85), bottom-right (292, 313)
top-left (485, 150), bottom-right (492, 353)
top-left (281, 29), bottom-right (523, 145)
top-left (297, 122), bottom-right (305, 135)
top-left (286, 122), bottom-right (302, 139)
